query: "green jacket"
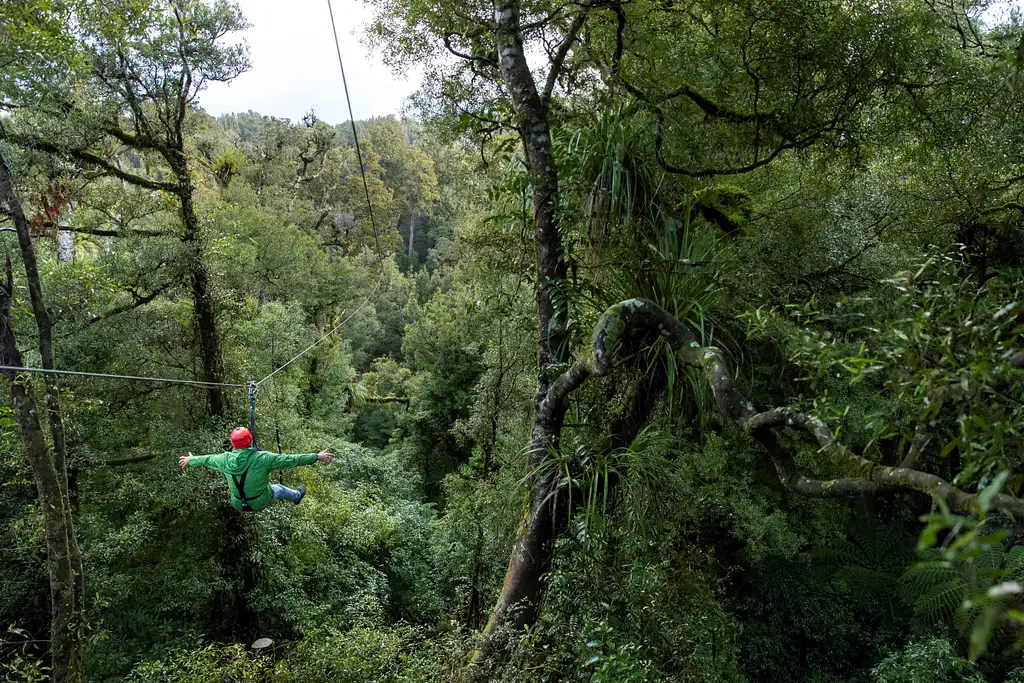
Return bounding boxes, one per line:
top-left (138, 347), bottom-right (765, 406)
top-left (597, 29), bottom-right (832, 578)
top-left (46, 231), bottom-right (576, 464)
top-left (188, 447), bottom-right (318, 511)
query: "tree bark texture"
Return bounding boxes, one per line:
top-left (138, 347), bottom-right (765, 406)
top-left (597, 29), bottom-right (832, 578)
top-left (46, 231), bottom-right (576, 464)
top-left (57, 229), bottom-right (75, 264)
top-left (479, 0), bottom-right (573, 652)
top-left (0, 148), bottom-right (85, 654)
top-left (172, 159), bottom-right (226, 417)
top-left (0, 256), bottom-right (81, 683)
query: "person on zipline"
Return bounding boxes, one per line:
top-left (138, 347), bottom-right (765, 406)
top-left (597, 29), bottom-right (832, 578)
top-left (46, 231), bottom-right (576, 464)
top-left (178, 427), bottom-right (335, 511)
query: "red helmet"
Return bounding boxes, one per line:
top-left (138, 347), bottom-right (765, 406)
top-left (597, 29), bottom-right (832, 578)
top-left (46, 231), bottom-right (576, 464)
top-left (230, 427), bottom-right (253, 449)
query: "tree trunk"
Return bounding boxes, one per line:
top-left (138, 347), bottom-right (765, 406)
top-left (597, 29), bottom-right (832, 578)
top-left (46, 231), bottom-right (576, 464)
top-left (0, 256), bottom-right (81, 683)
top-left (173, 160), bottom-right (226, 417)
top-left (209, 505), bottom-right (259, 643)
top-left (57, 229), bottom-right (74, 264)
top-left (407, 214), bottom-right (415, 263)
top-left (477, 0), bottom-right (572, 654)
top-left (0, 149), bottom-right (85, 662)
top-left (467, 520), bottom-right (484, 630)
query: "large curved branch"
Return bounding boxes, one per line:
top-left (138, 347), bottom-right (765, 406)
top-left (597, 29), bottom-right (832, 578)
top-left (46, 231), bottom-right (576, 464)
top-left (739, 405), bottom-right (1024, 517)
top-left (537, 298), bottom-right (687, 430)
top-left (548, 298), bottom-right (1024, 518)
top-left (654, 107), bottom-right (791, 178)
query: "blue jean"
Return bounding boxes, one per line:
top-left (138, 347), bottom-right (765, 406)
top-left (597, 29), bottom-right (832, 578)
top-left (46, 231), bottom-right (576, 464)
top-left (271, 484), bottom-right (302, 502)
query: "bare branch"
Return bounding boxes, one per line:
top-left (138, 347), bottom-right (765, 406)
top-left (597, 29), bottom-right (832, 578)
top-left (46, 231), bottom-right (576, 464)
top-left (94, 455), bottom-right (156, 467)
top-left (365, 395), bottom-right (410, 405)
top-left (442, 32), bottom-right (497, 68)
top-left (542, 12), bottom-right (587, 106)
top-left (86, 284), bottom-right (170, 326)
top-left (43, 222), bottom-right (171, 239)
top-left (898, 388), bottom-right (948, 469)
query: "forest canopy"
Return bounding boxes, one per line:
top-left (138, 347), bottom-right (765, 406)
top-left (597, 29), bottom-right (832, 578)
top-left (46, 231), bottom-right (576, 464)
top-left (1, 0), bottom-right (1023, 681)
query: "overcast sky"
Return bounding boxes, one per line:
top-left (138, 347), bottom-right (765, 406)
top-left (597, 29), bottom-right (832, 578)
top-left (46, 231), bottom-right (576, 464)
top-left (198, 0), bottom-right (421, 124)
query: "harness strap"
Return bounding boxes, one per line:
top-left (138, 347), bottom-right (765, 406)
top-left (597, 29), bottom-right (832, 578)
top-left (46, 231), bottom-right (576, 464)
top-left (230, 467), bottom-right (259, 510)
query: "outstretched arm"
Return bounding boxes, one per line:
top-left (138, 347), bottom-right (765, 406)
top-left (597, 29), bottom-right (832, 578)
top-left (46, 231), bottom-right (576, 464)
top-left (261, 450), bottom-right (335, 470)
top-left (179, 452), bottom-right (224, 470)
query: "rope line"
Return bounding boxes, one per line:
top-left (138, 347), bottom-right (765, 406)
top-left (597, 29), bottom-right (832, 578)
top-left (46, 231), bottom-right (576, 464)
top-left (249, 3), bottom-right (391, 389)
top-left (326, 0), bottom-right (381, 256)
top-left (0, 365), bottom-right (243, 388)
top-left (255, 274), bottom-right (383, 387)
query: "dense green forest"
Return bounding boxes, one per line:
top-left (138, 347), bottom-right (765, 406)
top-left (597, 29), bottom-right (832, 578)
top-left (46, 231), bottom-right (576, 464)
top-left (1, 0), bottom-right (1024, 681)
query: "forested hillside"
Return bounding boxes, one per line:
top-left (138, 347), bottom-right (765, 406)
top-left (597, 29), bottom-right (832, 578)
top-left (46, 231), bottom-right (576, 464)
top-left (1, 0), bottom-right (1023, 681)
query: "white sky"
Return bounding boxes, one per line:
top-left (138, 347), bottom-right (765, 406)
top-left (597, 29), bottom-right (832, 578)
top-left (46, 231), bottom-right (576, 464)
top-left (198, 0), bottom-right (421, 124)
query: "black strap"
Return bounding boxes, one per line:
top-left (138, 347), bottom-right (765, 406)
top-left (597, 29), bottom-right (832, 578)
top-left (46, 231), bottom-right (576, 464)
top-left (230, 467), bottom-right (259, 510)
top-left (248, 381), bottom-right (259, 449)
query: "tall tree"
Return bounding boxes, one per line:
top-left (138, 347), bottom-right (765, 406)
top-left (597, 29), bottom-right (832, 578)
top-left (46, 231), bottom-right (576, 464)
top-left (365, 0), bottom-right (1024, 665)
top-left (0, 7), bottom-right (86, 679)
top-left (0, 148), bottom-right (83, 683)
top-left (1, 0), bottom-right (250, 416)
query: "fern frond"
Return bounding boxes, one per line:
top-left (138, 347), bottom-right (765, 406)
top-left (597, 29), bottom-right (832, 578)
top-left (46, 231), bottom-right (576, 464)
top-left (815, 539), bottom-right (868, 567)
top-left (954, 599), bottom-right (980, 636)
top-left (1005, 545), bottom-right (1024, 578)
top-left (902, 561), bottom-right (958, 600)
top-left (971, 547), bottom-right (1007, 585)
top-left (835, 565), bottom-right (895, 602)
top-left (914, 579), bottom-right (968, 621)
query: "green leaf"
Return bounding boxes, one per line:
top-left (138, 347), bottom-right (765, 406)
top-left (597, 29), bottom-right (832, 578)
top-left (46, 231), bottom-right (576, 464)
top-left (969, 604), bottom-right (999, 661)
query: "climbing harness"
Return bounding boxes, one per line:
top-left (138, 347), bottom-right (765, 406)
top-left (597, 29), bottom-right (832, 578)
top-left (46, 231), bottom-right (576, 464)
top-left (230, 466), bottom-right (258, 512)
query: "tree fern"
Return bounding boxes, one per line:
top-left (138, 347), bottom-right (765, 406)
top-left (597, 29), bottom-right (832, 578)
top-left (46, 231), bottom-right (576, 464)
top-left (1005, 545), bottom-right (1024, 578)
top-left (902, 543), bottom-right (1024, 632)
top-left (814, 507), bottom-right (916, 620)
top-left (914, 578), bottom-right (969, 622)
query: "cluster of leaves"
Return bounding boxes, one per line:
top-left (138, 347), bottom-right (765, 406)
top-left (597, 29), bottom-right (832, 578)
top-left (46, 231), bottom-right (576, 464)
top-left (743, 250), bottom-right (1023, 487)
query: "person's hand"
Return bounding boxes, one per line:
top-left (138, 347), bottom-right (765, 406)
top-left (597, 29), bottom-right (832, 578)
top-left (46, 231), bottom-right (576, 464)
top-left (179, 453), bottom-right (192, 468)
top-left (317, 451), bottom-right (335, 464)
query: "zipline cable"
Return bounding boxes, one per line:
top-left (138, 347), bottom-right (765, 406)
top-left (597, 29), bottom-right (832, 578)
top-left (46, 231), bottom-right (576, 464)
top-left (0, 365), bottom-right (243, 388)
top-left (326, 0), bottom-right (381, 256)
top-left (252, 2), bottom-right (390, 390)
top-left (254, 273), bottom-right (384, 387)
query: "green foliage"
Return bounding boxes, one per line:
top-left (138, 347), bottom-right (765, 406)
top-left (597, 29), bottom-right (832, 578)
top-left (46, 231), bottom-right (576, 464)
top-left (815, 507), bottom-right (916, 620)
top-left (557, 106), bottom-right (659, 250)
top-left (744, 250), bottom-right (1024, 487)
top-left (126, 643), bottom-right (271, 683)
top-left (901, 542), bottom-right (1024, 629)
top-left (901, 479), bottom-right (1024, 663)
top-left (3, 0), bottom-right (1024, 680)
top-left (871, 637), bottom-right (987, 683)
